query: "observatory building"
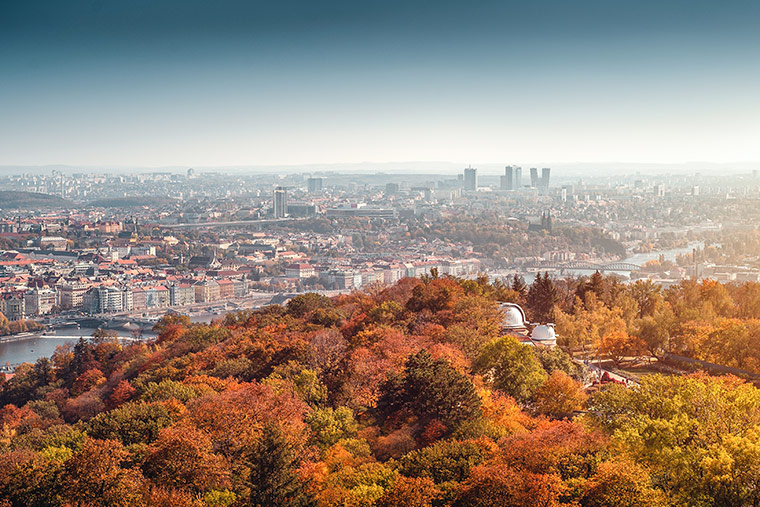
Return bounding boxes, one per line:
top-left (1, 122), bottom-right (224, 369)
top-left (529, 324), bottom-right (557, 348)
top-left (500, 303), bottom-right (529, 333)
top-left (499, 302), bottom-right (557, 348)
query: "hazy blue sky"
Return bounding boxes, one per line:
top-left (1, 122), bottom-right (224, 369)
top-left (1, 0), bottom-right (759, 167)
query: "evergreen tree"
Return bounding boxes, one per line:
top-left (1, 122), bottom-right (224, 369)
top-left (527, 272), bottom-right (558, 322)
top-left (377, 350), bottom-right (481, 429)
top-left (61, 337), bottom-right (98, 387)
top-left (245, 423), bottom-right (315, 507)
top-left (588, 271), bottom-right (606, 301)
top-left (511, 274), bottom-right (528, 299)
top-left (575, 271), bottom-right (614, 307)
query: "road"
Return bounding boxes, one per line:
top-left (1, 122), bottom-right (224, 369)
top-left (95, 289), bottom-right (351, 322)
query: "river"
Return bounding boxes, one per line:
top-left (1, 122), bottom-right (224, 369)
top-left (0, 327), bottom-right (157, 371)
top-left (492, 241), bottom-right (704, 284)
top-left (0, 301), bottom-right (267, 371)
top-left (622, 242), bottom-right (703, 266)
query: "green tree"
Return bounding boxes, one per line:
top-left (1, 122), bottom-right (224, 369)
top-left (533, 346), bottom-right (587, 381)
top-left (527, 273), bottom-right (559, 322)
top-left (626, 280), bottom-right (663, 318)
top-left (398, 439), bottom-right (485, 485)
top-left (576, 271), bottom-right (608, 306)
top-left (140, 379), bottom-right (199, 403)
top-left (592, 373), bottom-right (760, 506)
top-left (511, 274), bottom-right (528, 301)
top-left (264, 362), bottom-right (328, 406)
top-left (87, 401), bottom-right (180, 445)
top-left (474, 336), bottom-right (547, 404)
top-left (245, 422), bottom-right (315, 507)
top-left (377, 350), bottom-right (481, 429)
top-left (305, 407), bottom-right (358, 449)
top-left (0, 357), bottom-right (56, 407)
top-left (634, 315), bottom-right (669, 358)
top-left (286, 293), bottom-right (333, 318)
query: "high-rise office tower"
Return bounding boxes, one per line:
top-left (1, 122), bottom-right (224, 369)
top-left (501, 166), bottom-right (513, 191)
top-left (530, 168), bottom-right (539, 188)
top-left (273, 186), bottom-right (287, 218)
top-left (463, 167), bottom-right (478, 191)
top-left (541, 168), bottom-right (551, 190)
top-left (514, 167), bottom-right (522, 188)
top-left (307, 177), bottom-right (323, 193)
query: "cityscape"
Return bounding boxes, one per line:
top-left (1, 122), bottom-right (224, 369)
top-left (2, 164), bottom-right (759, 329)
top-left (3, 0), bottom-right (760, 506)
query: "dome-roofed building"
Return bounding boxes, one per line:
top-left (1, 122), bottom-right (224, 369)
top-left (499, 302), bottom-right (557, 348)
top-left (530, 324), bottom-right (557, 348)
top-left (499, 303), bottom-right (529, 333)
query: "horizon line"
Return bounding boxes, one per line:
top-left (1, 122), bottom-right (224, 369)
top-left (1, 160), bottom-right (760, 171)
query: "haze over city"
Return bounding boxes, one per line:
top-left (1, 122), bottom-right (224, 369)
top-left (2, 0), bottom-right (760, 167)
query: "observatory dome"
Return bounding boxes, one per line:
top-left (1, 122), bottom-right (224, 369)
top-left (530, 324), bottom-right (557, 345)
top-left (500, 303), bottom-right (527, 330)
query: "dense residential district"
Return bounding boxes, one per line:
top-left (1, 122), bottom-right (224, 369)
top-left (2, 166), bottom-right (760, 329)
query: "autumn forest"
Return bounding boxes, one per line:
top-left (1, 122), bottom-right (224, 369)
top-left (4, 274), bottom-right (760, 506)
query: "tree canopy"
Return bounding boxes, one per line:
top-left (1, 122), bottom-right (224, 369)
top-left (2, 274), bottom-right (760, 506)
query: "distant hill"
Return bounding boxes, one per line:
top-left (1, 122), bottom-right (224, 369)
top-left (0, 191), bottom-right (72, 209)
top-left (87, 196), bottom-right (176, 208)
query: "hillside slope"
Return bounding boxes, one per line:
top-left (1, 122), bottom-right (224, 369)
top-left (1, 276), bottom-right (759, 506)
top-left (0, 190), bottom-right (72, 209)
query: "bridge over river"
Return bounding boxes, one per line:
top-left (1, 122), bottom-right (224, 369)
top-left (525, 261), bottom-right (641, 272)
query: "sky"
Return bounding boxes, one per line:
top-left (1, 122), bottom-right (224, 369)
top-left (1, 0), bottom-right (759, 169)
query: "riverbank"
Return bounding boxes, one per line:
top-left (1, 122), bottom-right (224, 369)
top-left (0, 295), bottom-right (282, 370)
top-left (0, 331), bottom-right (45, 344)
top-left (0, 327), bottom-right (158, 371)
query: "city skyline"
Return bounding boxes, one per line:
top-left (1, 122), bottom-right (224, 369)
top-left (2, 0), bottom-right (760, 167)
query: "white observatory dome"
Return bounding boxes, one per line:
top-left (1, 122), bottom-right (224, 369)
top-left (530, 324), bottom-right (557, 344)
top-left (500, 303), bottom-right (527, 330)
